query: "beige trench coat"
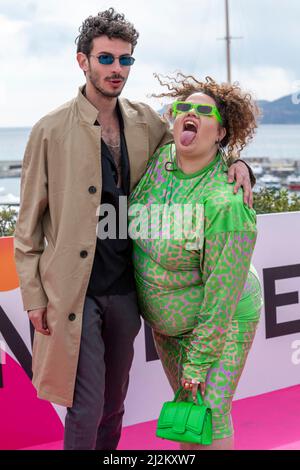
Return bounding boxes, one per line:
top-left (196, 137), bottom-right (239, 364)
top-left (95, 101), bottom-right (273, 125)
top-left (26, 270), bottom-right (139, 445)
top-left (14, 86), bottom-right (173, 406)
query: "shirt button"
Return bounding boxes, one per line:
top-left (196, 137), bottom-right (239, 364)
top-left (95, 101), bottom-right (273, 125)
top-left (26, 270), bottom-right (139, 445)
top-left (68, 313), bottom-right (76, 321)
top-left (88, 186), bottom-right (97, 194)
top-left (80, 250), bottom-right (88, 258)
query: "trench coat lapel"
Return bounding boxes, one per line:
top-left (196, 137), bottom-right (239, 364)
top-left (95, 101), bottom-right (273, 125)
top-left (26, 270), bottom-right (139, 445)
top-left (118, 98), bottom-right (149, 192)
top-left (76, 85), bottom-right (99, 124)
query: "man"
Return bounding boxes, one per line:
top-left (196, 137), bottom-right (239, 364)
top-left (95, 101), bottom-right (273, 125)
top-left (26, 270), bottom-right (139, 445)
top-left (14, 8), bottom-right (254, 450)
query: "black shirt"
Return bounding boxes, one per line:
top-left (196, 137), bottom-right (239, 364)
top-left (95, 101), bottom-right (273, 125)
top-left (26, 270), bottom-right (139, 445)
top-left (87, 106), bottom-right (135, 296)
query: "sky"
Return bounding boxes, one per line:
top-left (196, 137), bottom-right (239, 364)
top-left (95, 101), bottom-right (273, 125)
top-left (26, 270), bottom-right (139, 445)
top-left (0, 0), bottom-right (299, 126)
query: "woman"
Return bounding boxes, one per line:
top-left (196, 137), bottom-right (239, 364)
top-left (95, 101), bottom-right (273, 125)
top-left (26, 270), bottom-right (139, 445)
top-left (128, 75), bottom-right (263, 450)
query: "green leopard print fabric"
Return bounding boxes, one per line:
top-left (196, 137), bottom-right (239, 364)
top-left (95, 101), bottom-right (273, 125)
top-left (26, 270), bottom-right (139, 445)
top-left (128, 143), bottom-right (262, 439)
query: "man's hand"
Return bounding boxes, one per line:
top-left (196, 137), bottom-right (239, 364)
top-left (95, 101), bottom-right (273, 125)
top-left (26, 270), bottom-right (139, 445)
top-left (28, 308), bottom-right (50, 335)
top-left (228, 161), bottom-right (253, 208)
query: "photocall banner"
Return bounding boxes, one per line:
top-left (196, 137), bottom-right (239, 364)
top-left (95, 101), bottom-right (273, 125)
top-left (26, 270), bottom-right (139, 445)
top-left (0, 211), bottom-right (300, 448)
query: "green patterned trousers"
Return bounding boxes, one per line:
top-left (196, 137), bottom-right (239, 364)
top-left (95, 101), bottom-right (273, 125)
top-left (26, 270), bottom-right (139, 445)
top-left (153, 271), bottom-right (262, 440)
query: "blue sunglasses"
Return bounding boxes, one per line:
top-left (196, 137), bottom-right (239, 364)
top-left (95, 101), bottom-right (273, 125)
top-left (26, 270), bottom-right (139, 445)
top-left (89, 53), bottom-right (135, 66)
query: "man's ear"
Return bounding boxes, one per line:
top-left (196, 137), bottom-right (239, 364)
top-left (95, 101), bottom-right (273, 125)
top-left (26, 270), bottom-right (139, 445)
top-left (77, 52), bottom-right (90, 73)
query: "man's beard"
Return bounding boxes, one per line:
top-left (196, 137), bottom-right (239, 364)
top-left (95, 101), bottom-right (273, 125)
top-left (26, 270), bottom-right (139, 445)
top-left (88, 70), bottom-right (126, 98)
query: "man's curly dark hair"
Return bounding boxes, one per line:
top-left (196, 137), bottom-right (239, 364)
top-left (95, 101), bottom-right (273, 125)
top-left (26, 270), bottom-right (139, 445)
top-left (75, 8), bottom-right (139, 55)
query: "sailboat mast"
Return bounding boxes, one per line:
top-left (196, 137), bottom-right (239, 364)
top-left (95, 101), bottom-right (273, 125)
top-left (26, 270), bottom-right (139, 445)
top-left (225, 0), bottom-right (231, 84)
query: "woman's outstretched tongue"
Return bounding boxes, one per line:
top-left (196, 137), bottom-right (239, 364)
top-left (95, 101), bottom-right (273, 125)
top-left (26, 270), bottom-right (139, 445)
top-left (180, 130), bottom-right (197, 146)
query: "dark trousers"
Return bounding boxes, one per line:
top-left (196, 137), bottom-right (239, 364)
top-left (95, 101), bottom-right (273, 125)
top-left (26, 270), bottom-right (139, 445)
top-left (64, 291), bottom-right (141, 450)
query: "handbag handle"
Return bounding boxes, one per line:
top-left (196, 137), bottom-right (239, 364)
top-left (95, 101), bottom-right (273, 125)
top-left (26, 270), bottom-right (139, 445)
top-left (173, 386), bottom-right (204, 405)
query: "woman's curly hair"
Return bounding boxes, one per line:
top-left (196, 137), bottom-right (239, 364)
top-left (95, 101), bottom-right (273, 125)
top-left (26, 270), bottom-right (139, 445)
top-left (154, 73), bottom-right (260, 158)
top-left (75, 8), bottom-right (139, 56)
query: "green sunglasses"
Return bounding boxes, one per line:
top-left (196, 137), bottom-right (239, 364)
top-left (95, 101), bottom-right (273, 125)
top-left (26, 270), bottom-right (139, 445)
top-left (172, 101), bottom-right (223, 125)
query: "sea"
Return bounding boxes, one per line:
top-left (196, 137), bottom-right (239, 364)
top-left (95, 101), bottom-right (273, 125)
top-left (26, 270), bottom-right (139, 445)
top-left (0, 124), bottom-right (300, 199)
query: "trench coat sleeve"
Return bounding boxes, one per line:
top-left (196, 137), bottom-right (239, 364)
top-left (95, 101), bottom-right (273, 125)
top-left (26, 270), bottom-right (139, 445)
top-left (14, 122), bottom-right (49, 312)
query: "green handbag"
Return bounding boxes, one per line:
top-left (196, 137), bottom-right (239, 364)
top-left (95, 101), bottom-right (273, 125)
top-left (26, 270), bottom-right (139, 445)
top-left (156, 386), bottom-right (213, 445)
